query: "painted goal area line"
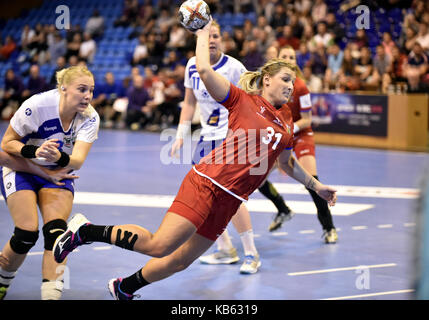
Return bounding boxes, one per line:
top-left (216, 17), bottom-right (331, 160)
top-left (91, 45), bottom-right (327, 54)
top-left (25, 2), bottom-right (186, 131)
top-left (322, 289), bottom-right (415, 300)
top-left (287, 263), bottom-right (397, 276)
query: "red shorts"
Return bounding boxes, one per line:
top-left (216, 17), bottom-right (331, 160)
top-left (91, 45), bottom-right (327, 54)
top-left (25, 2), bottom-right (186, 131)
top-left (293, 132), bottom-right (315, 159)
top-left (168, 169), bottom-right (242, 241)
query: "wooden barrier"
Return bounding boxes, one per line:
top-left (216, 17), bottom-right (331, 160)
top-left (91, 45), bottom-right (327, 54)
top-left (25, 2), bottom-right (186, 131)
top-left (314, 94), bottom-right (429, 152)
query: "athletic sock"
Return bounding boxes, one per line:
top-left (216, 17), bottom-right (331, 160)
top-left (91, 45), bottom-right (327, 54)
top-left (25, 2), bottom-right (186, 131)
top-left (216, 229), bottom-right (234, 251)
top-left (0, 268), bottom-right (16, 288)
top-left (239, 229), bottom-right (258, 257)
top-left (120, 269), bottom-right (150, 295)
top-left (258, 180), bottom-right (291, 213)
top-left (306, 175), bottom-right (335, 231)
top-left (78, 225), bottom-right (113, 244)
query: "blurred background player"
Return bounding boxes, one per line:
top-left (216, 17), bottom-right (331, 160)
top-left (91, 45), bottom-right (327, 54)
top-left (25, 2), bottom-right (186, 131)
top-left (273, 45), bottom-right (337, 243)
top-left (170, 20), bottom-right (261, 274)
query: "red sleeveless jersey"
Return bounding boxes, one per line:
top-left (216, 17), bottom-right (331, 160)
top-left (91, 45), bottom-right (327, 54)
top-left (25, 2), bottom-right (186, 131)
top-left (194, 84), bottom-right (294, 201)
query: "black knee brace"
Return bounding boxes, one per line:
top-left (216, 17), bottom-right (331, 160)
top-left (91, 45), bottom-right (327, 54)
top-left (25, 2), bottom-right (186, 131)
top-left (42, 219), bottom-right (67, 250)
top-left (9, 227), bottom-right (39, 254)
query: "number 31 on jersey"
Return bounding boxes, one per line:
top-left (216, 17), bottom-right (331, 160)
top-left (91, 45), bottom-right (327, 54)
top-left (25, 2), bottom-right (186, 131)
top-left (262, 126), bottom-right (282, 150)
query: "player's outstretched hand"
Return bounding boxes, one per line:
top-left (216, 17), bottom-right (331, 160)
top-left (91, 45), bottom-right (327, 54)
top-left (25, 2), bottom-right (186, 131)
top-left (317, 185), bottom-right (337, 207)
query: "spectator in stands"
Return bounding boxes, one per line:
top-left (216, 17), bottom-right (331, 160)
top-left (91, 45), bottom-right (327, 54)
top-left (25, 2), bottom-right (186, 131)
top-left (92, 72), bottom-right (126, 128)
top-left (114, 0), bottom-right (139, 28)
top-left (233, 27), bottom-right (245, 53)
top-left (22, 64), bottom-right (47, 99)
top-left (270, 3), bottom-right (288, 34)
top-left (146, 67), bottom-right (184, 130)
top-left (265, 45), bottom-right (278, 61)
top-left (350, 29), bottom-right (369, 59)
top-left (294, 0), bottom-right (312, 17)
top-left (1, 69), bottom-right (24, 118)
top-left (309, 43), bottom-right (327, 79)
top-left (324, 43), bottom-right (344, 91)
top-left (68, 55), bottom-right (79, 67)
top-left (85, 9), bottom-right (104, 39)
top-left (416, 22), bottom-right (429, 52)
top-left (20, 24), bottom-right (35, 52)
top-left (0, 36), bottom-right (17, 61)
top-left (312, 0), bottom-right (328, 23)
top-left (381, 32), bottom-right (395, 58)
top-left (241, 39), bottom-right (264, 71)
top-left (338, 48), bottom-right (360, 91)
top-left (302, 65), bottom-right (323, 93)
top-left (372, 45), bottom-right (391, 90)
top-left (65, 33), bottom-right (82, 62)
top-left (154, 7), bottom-right (176, 34)
top-left (48, 32), bottom-right (66, 66)
top-left (224, 37), bottom-right (240, 59)
top-left (125, 74), bottom-right (151, 130)
top-left (256, 16), bottom-right (274, 37)
top-left (287, 14), bottom-right (304, 39)
top-left (312, 21), bottom-right (334, 49)
top-left (404, 42), bottom-right (429, 92)
top-left (354, 47), bottom-right (375, 90)
top-left (261, 0), bottom-right (277, 25)
top-left (79, 32), bottom-right (96, 64)
top-left (145, 32), bottom-right (166, 68)
top-left (277, 25), bottom-right (300, 50)
top-left (325, 12), bottom-right (345, 45)
top-left (383, 45), bottom-right (408, 92)
top-left (402, 26), bottom-right (418, 53)
top-left (167, 23), bottom-right (186, 51)
top-left (132, 34), bottom-right (148, 66)
top-left (162, 50), bottom-right (184, 71)
top-left (252, 26), bottom-right (275, 55)
top-left (296, 42), bottom-right (311, 70)
top-left (49, 56), bottom-right (67, 89)
top-left (301, 25), bottom-right (316, 52)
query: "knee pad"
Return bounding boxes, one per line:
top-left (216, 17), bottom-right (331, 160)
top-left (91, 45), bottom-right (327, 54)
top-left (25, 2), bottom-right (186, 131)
top-left (42, 219), bottom-right (67, 251)
top-left (9, 227), bottom-right (39, 254)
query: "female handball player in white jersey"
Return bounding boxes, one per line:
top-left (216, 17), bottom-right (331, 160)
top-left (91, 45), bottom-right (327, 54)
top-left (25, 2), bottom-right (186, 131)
top-left (0, 65), bottom-right (99, 300)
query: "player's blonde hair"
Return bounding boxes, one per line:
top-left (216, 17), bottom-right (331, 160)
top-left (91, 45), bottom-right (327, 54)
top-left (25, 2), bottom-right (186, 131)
top-left (56, 66), bottom-right (95, 117)
top-left (238, 59), bottom-right (300, 94)
top-left (56, 66), bottom-right (94, 88)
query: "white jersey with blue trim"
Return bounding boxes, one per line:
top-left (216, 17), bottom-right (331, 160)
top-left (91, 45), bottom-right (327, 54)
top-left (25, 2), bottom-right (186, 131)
top-left (184, 53), bottom-right (247, 141)
top-left (10, 88), bottom-right (100, 168)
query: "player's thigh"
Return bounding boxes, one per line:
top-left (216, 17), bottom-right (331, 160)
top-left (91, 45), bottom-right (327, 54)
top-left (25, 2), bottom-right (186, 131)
top-left (6, 190), bottom-right (39, 230)
top-left (297, 155), bottom-right (317, 176)
top-left (38, 188), bottom-right (73, 223)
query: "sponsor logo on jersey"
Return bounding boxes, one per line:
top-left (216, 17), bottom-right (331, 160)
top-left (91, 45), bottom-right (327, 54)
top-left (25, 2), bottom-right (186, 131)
top-left (44, 126), bottom-right (58, 131)
top-left (25, 108), bottom-right (32, 116)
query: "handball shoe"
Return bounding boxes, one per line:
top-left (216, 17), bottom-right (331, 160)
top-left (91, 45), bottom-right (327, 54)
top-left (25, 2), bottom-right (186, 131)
top-left (108, 278), bottom-right (140, 300)
top-left (268, 211), bottom-right (295, 232)
top-left (239, 254), bottom-right (261, 274)
top-left (323, 228), bottom-right (338, 244)
top-left (53, 213), bottom-right (91, 263)
top-left (199, 248), bottom-right (240, 264)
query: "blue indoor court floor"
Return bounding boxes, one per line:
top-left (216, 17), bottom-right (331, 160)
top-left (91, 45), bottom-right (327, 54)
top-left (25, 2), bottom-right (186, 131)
top-left (0, 123), bottom-right (428, 300)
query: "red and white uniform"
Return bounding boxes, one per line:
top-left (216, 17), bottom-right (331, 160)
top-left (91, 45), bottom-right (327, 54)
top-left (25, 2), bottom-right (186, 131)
top-left (282, 77), bottom-right (315, 159)
top-left (169, 84), bottom-right (294, 240)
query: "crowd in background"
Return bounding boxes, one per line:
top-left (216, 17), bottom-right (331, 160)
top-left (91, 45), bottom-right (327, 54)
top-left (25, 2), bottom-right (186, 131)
top-left (0, 0), bottom-right (428, 131)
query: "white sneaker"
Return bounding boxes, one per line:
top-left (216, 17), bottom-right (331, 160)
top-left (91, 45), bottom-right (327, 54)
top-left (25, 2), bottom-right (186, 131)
top-left (239, 254), bottom-right (261, 274)
top-left (199, 248), bottom-right (240, 264)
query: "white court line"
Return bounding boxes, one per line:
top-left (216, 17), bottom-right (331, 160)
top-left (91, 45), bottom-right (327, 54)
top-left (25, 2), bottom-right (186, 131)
top-left (404, 223), bottom-right (416, 227)
top-left (299, 230), bottom-right (315, 234)
top-left (272, 232), bottom-right (288, 236)
top-left (377, 224), bottom-right (393, 229)
top-left (322, 289), bottom-right (415, 300)
top-left (287, 263), bottom-right (397, 276)
top-left (352, 226), bottom-right (368, 230)
top-left (93, 246), bottom-right (112, 251)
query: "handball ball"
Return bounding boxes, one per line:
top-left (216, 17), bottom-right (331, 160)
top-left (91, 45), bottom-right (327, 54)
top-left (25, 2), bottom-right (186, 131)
top-left (178, 0), bottom-right (211, 32)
